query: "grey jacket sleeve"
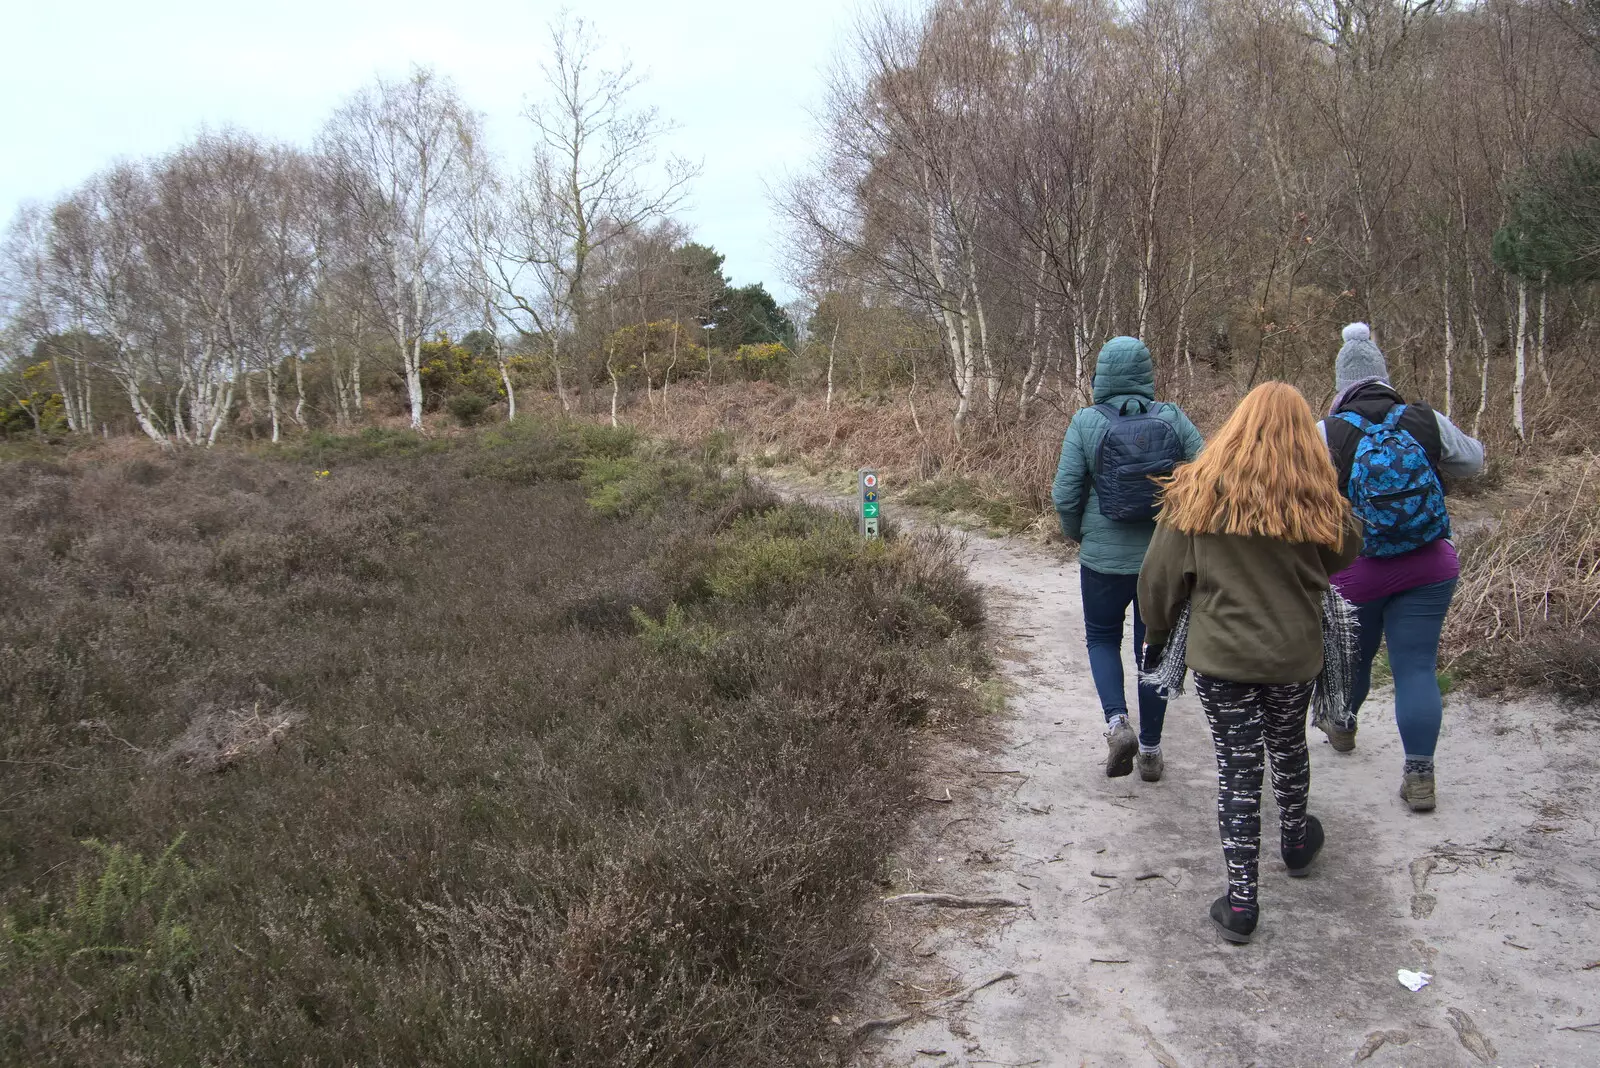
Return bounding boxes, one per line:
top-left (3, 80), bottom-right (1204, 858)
top-left (1433, 410), bottom-right (1485, 479)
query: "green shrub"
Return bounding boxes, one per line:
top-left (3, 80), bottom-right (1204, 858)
top-left (278, 426), bottom-right (447, 466)
top-left (631, 603), bottom-right (724, 658)
top-left (707, 519), bottom-right (881, 603)
top-left (577, 422), bottom-right (640, 460)
top-left (446, 393), bottom-right (491, 426)
top-left (465, 419), bottom-right (583, 483)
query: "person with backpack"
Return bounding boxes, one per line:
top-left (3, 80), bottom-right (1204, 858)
top-left (1317, 323), bottom-right (1485, 812)
top-left (1137, 382), bottom-right (1364, 943)
top-left (1052, 336), bottom-right (1204, 780)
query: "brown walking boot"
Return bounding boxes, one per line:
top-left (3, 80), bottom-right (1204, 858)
top-left (1400, 771), bottom-right (1436, 812)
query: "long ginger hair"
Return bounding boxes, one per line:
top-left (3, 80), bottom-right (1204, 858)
top-left (1159, 381), bottom-right (1348, 547)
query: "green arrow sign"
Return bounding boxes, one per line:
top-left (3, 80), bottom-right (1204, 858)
top-left (863, 502), bottom-right (879, 518)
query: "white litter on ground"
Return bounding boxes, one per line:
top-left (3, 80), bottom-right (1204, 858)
top-left (1397, 969), bottom-right (1433, 992)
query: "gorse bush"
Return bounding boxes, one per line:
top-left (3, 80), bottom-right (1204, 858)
top-left (0, 419), bottom-right (987, 1065)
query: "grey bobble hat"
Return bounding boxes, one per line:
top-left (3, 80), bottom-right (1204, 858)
top-left (1335, 322), bottom-right (1389, 391)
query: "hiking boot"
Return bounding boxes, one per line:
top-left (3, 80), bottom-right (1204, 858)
top-left (1104, 717), bottom-right (1137, 778)
top-left (1400, 771), bottom-right (1437, 812)
top-left (1210, 895), bottom-right (1258, 944)
top-left (1315, 715), bottom-right (1357, 753)
top-left (1137, 750), bottom-right (1164, 782)
top-left (1282, 814), bottom-right (1325, 877)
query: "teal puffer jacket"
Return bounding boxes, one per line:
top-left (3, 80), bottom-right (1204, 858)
top-left (1051, 336), bottom-right (1204, 575)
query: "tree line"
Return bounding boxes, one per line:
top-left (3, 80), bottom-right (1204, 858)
top-left (785, 0), bottom-right (1600, 442)
top-left (0, 18), bottom-right (794, 443)
top-left (5, 2), bottom-right (1599, 447)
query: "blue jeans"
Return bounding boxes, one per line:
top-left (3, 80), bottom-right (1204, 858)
top-left (1347, 579), bottom-right (1458, 759)
top-left (1081, 565), bottom-right (1166, 747)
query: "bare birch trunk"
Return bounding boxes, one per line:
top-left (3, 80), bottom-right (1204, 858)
top-left (825, 320), bottom-right (839, 412)
top-left (266, 365), bottom-right (281, 443)
top-left (1467, 264), bottom-right (1492, 438)
top-left (244, 369), bottom-right (261, 424)
top-left (124, 375), bottom-right (170, 446)
top-left (293, 357), bottom-right (307, 429)
top-left (924, 179), bottom-right (972, 431)
top-left (1536, 275), bottom-right (1550, 397)
top-left (552, 336), bottom-right (570, 412)
top-left (1441, 267), bottom-right (1455, 418)
top-left (607, 349), bottom-right (620, 428)
top-left (500, 361), bottom-right (516, 421)
top-left (1512, 279), bottom-right (1527, 440)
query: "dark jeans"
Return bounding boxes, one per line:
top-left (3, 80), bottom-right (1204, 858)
top-left (1196, 674), bottom-right (1315, 909)
top-left (1347, 579), bottom-right (1457, 759)
top-left (1080, 565), bottom-right (1166, 747)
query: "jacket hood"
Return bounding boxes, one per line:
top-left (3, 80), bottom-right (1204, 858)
top-left (1092, 336), bottom-right (1156, 404)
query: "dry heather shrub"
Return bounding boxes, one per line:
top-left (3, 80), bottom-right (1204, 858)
top-left (1, 424), bottom-right (988, 1066)
top-left (1446, 457), bottom-right (1600, 700)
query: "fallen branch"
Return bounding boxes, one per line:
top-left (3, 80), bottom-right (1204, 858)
top-left (883, 892), bottom-right (1024, 909)
top-left (849, 1013), bottom-right (914, 1042)
top-left (850, 972), bottom-right (1019, 1043)
top-left (920, 970), bottom-right (1019, 1008)
top-left (1090, 957), bottom-right (1130, 965)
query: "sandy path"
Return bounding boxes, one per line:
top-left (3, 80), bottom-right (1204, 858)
top-left (849, 521), bottom-right (1600, 1067)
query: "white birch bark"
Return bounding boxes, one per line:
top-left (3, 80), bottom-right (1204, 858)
top-left (1512, 278), bottom-right (1527, 440)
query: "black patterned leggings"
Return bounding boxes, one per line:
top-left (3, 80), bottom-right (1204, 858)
top-left (1195, 674), bottom-right (1316, 910)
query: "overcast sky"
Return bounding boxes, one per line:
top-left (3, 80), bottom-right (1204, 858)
top-left (0, 0), bottom-right (863, 303)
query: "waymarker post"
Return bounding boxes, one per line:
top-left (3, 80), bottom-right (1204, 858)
top-left (859, 469), bottom-right (880, 538)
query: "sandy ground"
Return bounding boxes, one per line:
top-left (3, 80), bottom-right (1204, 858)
top-left (844, 522), bottom-right (1600, 1068)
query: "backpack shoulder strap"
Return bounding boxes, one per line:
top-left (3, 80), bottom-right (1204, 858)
top-left (1325, 417), bottom-right (1360, 495)
top-left (1380, 404), bottom-right (1408, 429)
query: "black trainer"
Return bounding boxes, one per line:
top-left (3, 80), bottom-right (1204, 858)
top-left (1282, 814), bottom-right (1325, 878)
top-left (1210, 895), bottom-right (1257, 944)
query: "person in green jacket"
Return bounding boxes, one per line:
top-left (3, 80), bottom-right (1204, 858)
top-left (1137, 382), bottom-right (1362, 944)
top-left (1051, 336), bottom-right (1204, 781)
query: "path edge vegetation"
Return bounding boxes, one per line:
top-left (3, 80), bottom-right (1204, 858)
top-left (0, 419), bottom-right (993, 1065)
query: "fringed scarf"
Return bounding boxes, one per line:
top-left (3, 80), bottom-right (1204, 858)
top-left (1139, 588), bottom-right (1359, 725)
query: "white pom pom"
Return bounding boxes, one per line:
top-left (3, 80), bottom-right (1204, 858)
top-left (1342, 322), bottom-right (1371, 343)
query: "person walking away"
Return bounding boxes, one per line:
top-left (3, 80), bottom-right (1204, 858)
top-left (1052, 336), bottom-right (1204, 781)
top-left (1138, 382), bottom-right (1362, 943)
top-left (1317, 323), bottom-right (1485, 813)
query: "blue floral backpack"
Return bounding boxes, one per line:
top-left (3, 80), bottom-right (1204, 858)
top-left (1335, 405), bottom-right (1451, 558)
